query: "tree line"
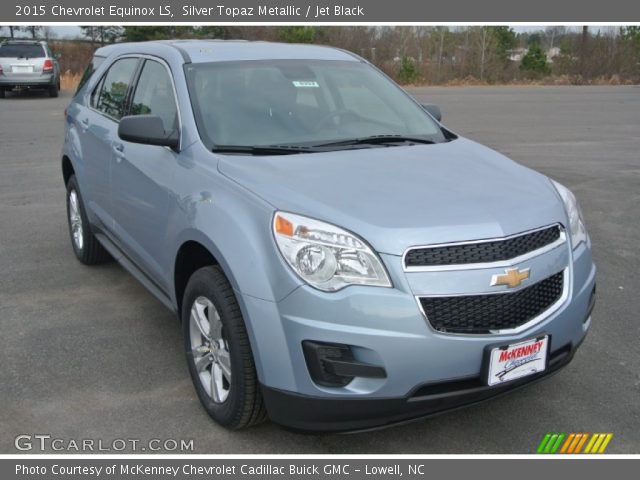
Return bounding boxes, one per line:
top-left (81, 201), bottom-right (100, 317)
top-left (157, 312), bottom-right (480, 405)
top-left (2, 25), bottom-right (639, 84)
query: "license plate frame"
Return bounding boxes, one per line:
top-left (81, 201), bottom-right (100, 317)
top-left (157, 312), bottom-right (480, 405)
top-left (483, 335), bottom-right (550, 386)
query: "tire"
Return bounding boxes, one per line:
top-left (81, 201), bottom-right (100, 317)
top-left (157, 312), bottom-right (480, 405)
top-left (66, 175), bottom-right (111, 265)
top-left (49, 82), bottom-right (59, 98)
top-left (182, 266), bottom-right (267, 429)
top-left (0, 88), bottom-right (5, 99)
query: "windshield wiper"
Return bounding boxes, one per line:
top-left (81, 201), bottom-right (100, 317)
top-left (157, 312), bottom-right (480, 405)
top-left (317, 135), bottom-right (437, 148)
top-left (212, 144), bottom-right (318, 155)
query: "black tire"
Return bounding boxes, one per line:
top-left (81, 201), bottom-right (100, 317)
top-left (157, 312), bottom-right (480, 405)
top-left (0, 88), bottom-right (5, 99)
top-left (182, 266), bottom-right (266, 429)
top-left (65, 175), bottom-right (111, 265)
top-left (49, 82), bottom-right (59, 98)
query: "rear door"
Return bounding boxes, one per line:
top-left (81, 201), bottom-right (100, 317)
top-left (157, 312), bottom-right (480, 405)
top-left (111, 58), bottom-right (180, 286)
top-left (76, 56), bottom-right (140, 231)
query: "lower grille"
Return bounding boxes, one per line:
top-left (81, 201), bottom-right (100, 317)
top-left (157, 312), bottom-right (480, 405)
top-left (419, 271), bottom-right (564, 334)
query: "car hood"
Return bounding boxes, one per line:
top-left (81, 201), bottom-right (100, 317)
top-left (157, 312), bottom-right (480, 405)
top-left (217, 137), bottom-right (565, 255)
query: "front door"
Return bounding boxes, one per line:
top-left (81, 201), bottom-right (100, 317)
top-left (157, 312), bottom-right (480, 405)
top-left (110, 58), bottom-right (180, 289)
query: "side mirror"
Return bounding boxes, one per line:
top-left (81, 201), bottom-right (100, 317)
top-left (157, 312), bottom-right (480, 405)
top-left (421, 104), bottom-right (442, 122)
top-left (118, 115), bottom-right (179, 150)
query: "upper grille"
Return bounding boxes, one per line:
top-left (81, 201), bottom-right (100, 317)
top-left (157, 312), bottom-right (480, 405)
top-left (405, 225), bottom-right (561, 268)
top-left (419, 271), bottom-right (564, 334)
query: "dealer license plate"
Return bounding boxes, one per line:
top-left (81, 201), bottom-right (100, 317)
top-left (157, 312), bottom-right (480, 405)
top-left (12, 65), bottom-right (34, 73)
top-left (486, 335), bottom-right (549, 386)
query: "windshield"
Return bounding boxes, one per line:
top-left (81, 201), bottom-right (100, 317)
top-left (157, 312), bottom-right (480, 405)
top-left (0, 44), bottom-right (45, 58)
top-left (185, 60), bottom-right (446, 149)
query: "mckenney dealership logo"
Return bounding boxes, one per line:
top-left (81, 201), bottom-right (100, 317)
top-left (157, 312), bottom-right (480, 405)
top-left (536, 433), bottom-right (613, 454)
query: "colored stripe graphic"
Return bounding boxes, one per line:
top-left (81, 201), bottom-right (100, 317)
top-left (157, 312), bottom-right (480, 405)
top-left (597, 434), bottom-right (613, 453)
top-left (537, 433), bottom-right (613, 454)
top-left (537, 433), bottom-right (552, 453)
top-left (559, 433), bottom-right (575, 453)
top-left (549, 433), bottom-right (565, 453)
top-left (584, 433), bottom-right (598, 453)
top-left (573, 433), bottom-right (589, 453)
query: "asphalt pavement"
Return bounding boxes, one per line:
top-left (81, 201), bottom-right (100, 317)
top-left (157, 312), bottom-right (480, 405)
top-left (0, 85), bottom-right (638, 453)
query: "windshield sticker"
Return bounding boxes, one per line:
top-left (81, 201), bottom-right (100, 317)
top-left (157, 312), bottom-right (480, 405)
top-left (292, 81), bottom-right (320, 88)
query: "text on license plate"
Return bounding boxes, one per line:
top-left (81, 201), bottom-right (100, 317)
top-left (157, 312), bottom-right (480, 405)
top-left (12, 65), bottom-right (34, 73)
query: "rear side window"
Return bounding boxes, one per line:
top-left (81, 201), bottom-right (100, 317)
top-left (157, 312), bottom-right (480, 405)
top-left (76, 56), bottom-right (106, 95)
top-left (130, 60), bottom-right (178, 132)
top-left (0, 43), bottom-right (45, 58)
top-left (93, 58), bottom-right (139, 120)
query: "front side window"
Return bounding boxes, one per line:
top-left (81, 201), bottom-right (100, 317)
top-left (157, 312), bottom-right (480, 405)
top-left (94, 58), bottom-right (139, 120)
top-left (185, 60), bottom-right (446, 149)
top-left (130, 60), bottom-right (178, 133)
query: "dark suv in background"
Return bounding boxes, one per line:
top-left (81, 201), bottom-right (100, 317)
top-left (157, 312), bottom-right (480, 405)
top-left (0, 40), bottom-right (61, 98)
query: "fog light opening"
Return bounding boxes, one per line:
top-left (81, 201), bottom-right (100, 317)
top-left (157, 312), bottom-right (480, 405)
top-left (302, 341), bottom-right (386, 387)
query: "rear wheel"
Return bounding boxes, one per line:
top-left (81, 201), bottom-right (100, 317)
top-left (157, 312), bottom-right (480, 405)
top-left (66, 175), bottom-right (111, 264)
top-left (182, 266), bottom-right (266, 429)
top-left (49, 82), bottom-right (59, 98)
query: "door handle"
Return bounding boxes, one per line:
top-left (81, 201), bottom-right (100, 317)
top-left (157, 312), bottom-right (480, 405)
top-left (80, 118), bottom-right (89, 128)
top-left (112, 142), bottom-right (125, 161)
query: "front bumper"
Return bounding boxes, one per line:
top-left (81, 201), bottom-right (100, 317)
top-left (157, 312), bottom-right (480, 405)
top-left (0, 73), bottom-right (55, 88)
top-left (262, 339), bottom-right (579, 432)
top-left (241, 238), bottom-right (595, 431)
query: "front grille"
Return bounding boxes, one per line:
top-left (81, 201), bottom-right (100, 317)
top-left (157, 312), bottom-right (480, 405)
top-left (419, 271), bottom-right (564, 334)
top-left (405, 225), bottom-right (561, 268)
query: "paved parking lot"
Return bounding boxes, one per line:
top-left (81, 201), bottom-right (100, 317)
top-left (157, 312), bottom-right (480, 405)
top-left (1, 86), bottom-right (639, 453)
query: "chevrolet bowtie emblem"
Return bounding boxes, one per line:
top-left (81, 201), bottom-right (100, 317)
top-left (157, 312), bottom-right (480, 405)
top-left (491, 268), bottom-right (530, 288)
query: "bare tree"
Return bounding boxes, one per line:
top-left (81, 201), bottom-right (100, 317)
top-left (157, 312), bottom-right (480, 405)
top-left (81, 26), bottom-right (122, 45)
top-left (544, 26), bottom-right (566, 50)
top-left (81, 26), bottom-right (99, 44)
top-left (42, 26), bottom-right (57, 41)
top-left (580, 26), bottom-right (589, 77)
top-left (24, 26), bottom-right (42, 39)
top-left (435, 27), bottom-right (447, 82)
top-left (6, 26), bottom-right (21, 39)
top-left (478, 27), bottom-right (491, 81)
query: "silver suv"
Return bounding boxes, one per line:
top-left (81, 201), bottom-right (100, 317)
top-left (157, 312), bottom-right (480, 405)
top-left (62, 40), bottom-right (596, 432)
top-left (0, 40), bottom-right (61, 98)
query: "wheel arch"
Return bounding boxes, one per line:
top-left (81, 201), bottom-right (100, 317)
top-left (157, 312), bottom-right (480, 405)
top-left (62, 155), bottom-right (74, 186)
top-left (173, 234), bottom-right (243, 317)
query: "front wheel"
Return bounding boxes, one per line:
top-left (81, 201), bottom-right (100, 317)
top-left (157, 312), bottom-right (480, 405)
top-left (182, 266), bottom-right (266, 429)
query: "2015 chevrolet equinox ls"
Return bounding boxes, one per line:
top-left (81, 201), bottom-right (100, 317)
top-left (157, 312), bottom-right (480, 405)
top-left (62, 40), bottom-right (596, 432)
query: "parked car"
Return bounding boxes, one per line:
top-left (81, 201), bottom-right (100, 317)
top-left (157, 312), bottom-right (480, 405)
top-left (62, 40), bottom-right (596, 432)
top-left (0, 40), bottom-right (61, 98)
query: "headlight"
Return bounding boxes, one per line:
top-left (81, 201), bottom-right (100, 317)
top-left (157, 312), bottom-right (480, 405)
top-left (551, 179), bottom-right (587, 249)
top-left (273, 212), bottom-right (392, 291)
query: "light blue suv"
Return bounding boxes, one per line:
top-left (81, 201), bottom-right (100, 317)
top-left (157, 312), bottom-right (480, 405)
top-left (62, 40), bottom-right (596, 432)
